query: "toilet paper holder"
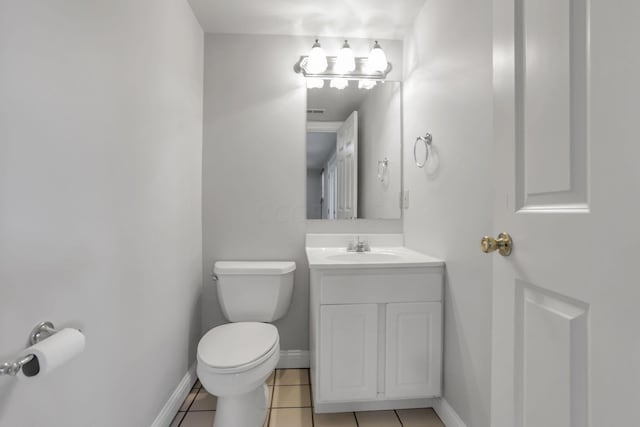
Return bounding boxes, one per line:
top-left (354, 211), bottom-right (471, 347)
top-left (0, 321), bottom-right (60, 377)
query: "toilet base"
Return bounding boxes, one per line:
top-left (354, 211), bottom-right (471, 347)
top-left (213, 383), bottom-right (269, 427)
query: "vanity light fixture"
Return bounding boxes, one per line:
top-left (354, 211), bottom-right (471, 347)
top-left (335, 40), bottom-right (356, 73)
top-left (307, 78), bottom-right (325, 89)
top-left (294, 38), bottom-right (392, 87)
top-left (358, 79), bottom-right (377, 90)
top-left (329, 78), bottom-right (349, 90)
top-left (306, 39), bottom-right (328, 74)
top-left (367, 41), bottom-right (389, 73)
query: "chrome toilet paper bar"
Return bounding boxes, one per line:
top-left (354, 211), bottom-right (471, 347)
top-left (0, 321), bottom-right (60, 377)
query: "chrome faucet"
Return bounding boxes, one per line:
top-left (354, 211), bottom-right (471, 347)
top-left (347, 236), bottom-right (370, 252)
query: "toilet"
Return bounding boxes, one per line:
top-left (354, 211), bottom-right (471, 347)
top-left (197, 261), bottom-right (296, 427)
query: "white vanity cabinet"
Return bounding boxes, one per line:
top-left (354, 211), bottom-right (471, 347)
top-left (309, 265), bottom-right (444, 412)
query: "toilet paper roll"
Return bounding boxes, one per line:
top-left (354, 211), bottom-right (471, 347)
top-left (18, 328), bottom-right (85, 378)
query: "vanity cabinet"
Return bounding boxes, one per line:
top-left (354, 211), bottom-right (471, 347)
top-left (310, 266), bottom-right (443, 412)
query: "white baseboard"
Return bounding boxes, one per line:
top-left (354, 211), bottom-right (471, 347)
top-left (150, 364), bottom-right (197, 427)
top-left (276, 350), bottom-right (310, 369)
top-left (433, 398), bottom-right (468, 427)
top-left (315, 398), bottom-right (438, 414)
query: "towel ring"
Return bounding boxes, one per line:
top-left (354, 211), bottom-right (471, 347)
top-left (414, 133), bottom-right (432, 168)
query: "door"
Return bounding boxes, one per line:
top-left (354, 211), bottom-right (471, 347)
top-left (319, 304), bottom-right (377, 402)
top-left (385, 302), bottom-right (442, 399)
top-left (336, 111), bottom-right (358, 219)
top-left (491, 1), bottom-right (640, 426)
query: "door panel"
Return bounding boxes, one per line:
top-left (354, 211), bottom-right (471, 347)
top-left (515, 282), bottom-right (588, 427)
top-left (319, 304), bottom-right (378, 402)
top-left (515, 0), bottom-right (589, 211)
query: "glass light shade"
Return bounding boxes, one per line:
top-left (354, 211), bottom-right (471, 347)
top-left (330, 78), bottom-right (349, 90)
top-left (335, 40), bottom-right (356, 73)
top-left (306, 39), bottom-right (328, 74)
top-left (368, 41), bottom-right (388, 73)
top-left (306, 78), bottom-right (325, 89)
top-left (358, 79), bottom-right (377, 90)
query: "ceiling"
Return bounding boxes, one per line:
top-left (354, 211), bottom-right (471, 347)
top-left (187, 0), bottom-right (426, 40)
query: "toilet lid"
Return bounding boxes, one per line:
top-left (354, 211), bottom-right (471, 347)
top-left (198, 322), bottom-right (278, 371)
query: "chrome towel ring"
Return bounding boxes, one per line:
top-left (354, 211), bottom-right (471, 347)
top-left (414, 133), bottom-right (432, 168)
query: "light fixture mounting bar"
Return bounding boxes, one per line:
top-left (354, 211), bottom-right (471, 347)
top-left (294, 56), bottom-right (392, 80)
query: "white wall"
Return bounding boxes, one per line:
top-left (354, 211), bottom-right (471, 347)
top-left (202, 34), bottom-right (403, 350)
top-left (402, 0), bottom-right (493, 426)
top-left (358, 83), bottom-right (402, 219)
top-left (0, 1), bottom-right (203, 426)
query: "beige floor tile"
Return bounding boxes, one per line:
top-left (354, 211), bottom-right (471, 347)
top-left (169, 412), bottom-right (185, 427)
top-left (179, 390), bottom-right (198, 411)
top-left (397, 408), bottom-right (445, 427)
top-left (267, 371), bottom-right (275, 385)
top-left (269, 408), bottom-right (312, 427)
top-left (314, 412), bottom-right (358, 427)
top-left (275, 369), bottom-right (310, 385)
top-left (180, 411), bottom-right (216, 427)
top-left (355, 410), bottom-right (402, 427)
top-left (272, 385), bottom-right (311, 408)
top-left (264, 410), bottom-right (271, 427)
top-left (190, 389), bottom-right (218, 411)
top-left (192, 379), bottom-right (202, 390)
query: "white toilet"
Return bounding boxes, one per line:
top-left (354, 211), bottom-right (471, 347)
top-left (197, 261), bottom-right (296, 427)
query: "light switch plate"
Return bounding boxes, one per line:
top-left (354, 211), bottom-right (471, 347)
top-left (402, 190), bottom-right (409, 209)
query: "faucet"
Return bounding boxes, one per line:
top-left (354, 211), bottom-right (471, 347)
top-left (347, 236), bottom-right (371, 252)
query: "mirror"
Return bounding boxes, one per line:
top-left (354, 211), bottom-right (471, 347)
top-left (306, 81), bottom-right (402, 220)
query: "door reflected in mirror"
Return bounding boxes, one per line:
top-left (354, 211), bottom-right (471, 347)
top-left (306, 81), bottom-right (402, 220)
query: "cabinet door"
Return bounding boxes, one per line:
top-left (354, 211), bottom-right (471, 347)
top-left (319, 304), bottom-right (378, 402)
top-left (385, 302), bottom-right (442, 398)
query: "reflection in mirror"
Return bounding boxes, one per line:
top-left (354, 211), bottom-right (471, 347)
top-left (306, 81), bottom-right (402, 220)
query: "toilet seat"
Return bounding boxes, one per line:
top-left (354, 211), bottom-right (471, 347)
top-left (198, 322), bottom-right (279, 374)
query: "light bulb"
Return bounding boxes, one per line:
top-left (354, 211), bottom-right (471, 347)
top-left (368, 41), bottom-right (388, 73)
top-left (306, 78), bottom-right (325, 89)
top-left (335, 40), bottom-right (356, 73)
top-left (358, 79), bottom-right (377, 90)
top-left (330, 78), bottom-right (349, 90)
top-left (306, 39), bottom-right (328, 74)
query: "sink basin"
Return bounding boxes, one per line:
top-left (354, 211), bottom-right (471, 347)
top-left (326, 252), bottom-right (402, 262)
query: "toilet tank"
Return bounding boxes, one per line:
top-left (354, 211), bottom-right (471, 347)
top-left (214, 261), bottom-right (296, 322)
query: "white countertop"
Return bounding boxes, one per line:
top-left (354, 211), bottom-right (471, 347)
top-left (306, 246), bottom-right (445, 269)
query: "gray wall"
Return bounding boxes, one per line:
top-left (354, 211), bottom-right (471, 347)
top-left (0, 0), bottom-right (203, 426)
top-left (202, 34), bottom-right (403, 350)
top-left (402, 0), bottom-right (494, 426)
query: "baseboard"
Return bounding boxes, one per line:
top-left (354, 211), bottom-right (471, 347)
top-left (433, 398), bottom-right (468, 427)
top-left (276, 350), bottom-right (310, 369)
top-left (315, 398), bottom-right (438, 414)
top-left (150, 364), bottom-right (197, 427)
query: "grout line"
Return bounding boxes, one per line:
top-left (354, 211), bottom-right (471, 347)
top-left (395, 409), bottom-right (404, 426)
top-left (175, 411), bottom-right (186, 427)
top-left (354, 412), bottom-right (360, 427)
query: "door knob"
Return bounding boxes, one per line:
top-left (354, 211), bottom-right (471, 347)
top-left (480, 232), bottom-right (513, 256)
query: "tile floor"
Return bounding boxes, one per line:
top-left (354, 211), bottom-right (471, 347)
top-left (170, 369), bottom-right (445, 427)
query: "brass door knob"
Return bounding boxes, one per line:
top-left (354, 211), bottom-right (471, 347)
top-left (480, 232), bottom-right (513, 256)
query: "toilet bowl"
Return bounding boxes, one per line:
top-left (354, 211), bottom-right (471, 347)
top-left (197, 261), bottom-right (295, 427)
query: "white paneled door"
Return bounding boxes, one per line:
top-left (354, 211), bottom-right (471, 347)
top-left (336, 111), bottom-right (358, 219)
top-left (491, 1), bottom-right (640, 426)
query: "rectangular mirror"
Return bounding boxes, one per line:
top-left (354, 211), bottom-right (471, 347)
top-left (306, 81), bottom-right (402, 220)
